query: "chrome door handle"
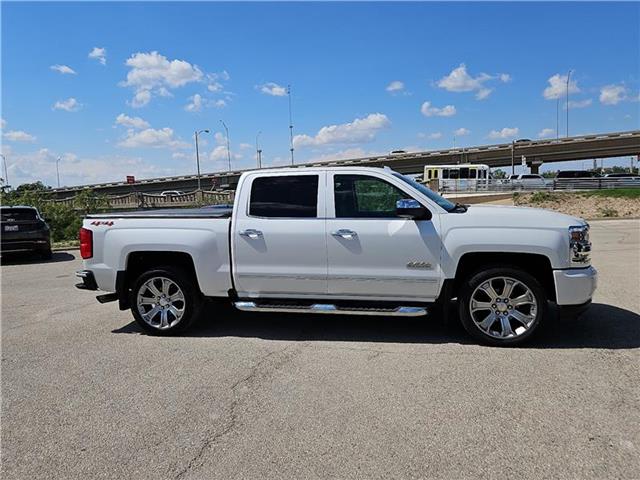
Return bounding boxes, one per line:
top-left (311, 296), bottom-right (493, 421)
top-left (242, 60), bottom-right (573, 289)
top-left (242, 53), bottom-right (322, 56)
top-left (239, 229), bottom-right (263, 239)
top-left (331, 229), bottom-right (357, 239)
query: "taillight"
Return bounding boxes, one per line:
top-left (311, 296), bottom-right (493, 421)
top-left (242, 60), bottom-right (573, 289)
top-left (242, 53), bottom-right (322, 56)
top-left (79, 227), bottom-right (93, 259)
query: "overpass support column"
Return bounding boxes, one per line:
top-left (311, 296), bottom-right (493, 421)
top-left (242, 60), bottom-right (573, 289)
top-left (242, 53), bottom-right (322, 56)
top-left (529, 163), bottom-right (540, 174)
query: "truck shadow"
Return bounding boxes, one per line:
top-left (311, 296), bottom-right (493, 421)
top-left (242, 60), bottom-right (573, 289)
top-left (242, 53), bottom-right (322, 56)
top-left (113, 302), bottom-right (640, 349)
top-left (0, 251), bottom-right (76, 266)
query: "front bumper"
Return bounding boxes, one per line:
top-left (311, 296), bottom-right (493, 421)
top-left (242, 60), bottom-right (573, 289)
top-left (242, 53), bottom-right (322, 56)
top-left (553, 266), bottom-right (598, 306)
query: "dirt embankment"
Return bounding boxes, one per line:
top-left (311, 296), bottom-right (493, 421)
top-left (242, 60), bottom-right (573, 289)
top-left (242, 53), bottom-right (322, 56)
top-left (512, 191), bottom-right (640, 219)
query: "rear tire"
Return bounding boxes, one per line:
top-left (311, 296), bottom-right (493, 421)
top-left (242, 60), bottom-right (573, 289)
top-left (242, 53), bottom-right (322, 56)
top-left (129, 266), bottom-right (203, 335)
top-left (458, 266), bottom-right (547, 347)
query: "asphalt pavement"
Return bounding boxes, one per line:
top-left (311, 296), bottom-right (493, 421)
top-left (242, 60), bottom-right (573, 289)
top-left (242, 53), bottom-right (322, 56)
top-left (1, 219), bottom-right (639, 479)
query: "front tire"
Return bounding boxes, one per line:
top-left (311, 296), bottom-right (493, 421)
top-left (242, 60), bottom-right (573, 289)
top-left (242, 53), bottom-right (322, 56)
top-left (129, 266), bottom-right (202, 335)
top-left (458, 267), bottom-right (547, 346)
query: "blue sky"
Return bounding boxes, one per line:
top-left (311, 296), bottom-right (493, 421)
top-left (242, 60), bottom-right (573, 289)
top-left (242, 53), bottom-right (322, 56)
top-left (2, 1), bottom-right (639, 187)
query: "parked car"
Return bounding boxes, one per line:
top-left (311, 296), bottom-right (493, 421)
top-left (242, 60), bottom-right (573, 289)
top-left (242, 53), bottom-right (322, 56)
top-left (556, 170), bottom-right (600, 179)
top-left (160, 190), bottom-right (184, 197)
top-left (76, 167), bottom-right (596, 347)
top-left (508, 174), bottom-right (548, 189)
top-left (603, 173), bottom-right (640, 178)
top-left (1, 206), bottom-right (52, 259)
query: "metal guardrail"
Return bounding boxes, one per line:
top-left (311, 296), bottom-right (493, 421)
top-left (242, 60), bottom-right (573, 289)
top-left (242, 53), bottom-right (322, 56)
top-left (433, 178), bottom-right (640, 193)
top-left (45, 190), bottom-right (234, 210)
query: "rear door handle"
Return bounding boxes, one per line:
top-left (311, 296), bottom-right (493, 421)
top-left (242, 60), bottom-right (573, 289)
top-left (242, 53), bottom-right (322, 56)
top-left (239, 229), bottom-right (263, 239)
top-left (331, 229), bottom-right (357, 239)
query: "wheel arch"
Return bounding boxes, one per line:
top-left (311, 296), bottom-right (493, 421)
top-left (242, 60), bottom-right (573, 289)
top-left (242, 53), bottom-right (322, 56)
top-left (117, 251), bottom-right (200, 310)
top-left (452, 252), bottom-right (556, 302)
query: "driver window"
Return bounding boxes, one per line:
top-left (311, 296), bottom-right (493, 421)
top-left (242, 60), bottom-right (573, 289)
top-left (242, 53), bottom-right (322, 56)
top-left (334, 174), bottom-right (409, 218)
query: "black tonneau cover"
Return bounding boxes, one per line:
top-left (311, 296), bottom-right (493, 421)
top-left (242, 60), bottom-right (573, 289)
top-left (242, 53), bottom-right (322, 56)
top-left (86, 205), bottom-right (233, 219)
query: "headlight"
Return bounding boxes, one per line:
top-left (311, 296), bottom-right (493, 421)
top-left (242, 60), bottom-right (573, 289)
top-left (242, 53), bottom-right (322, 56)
top-left (569, 224), bottom-right (591, 265)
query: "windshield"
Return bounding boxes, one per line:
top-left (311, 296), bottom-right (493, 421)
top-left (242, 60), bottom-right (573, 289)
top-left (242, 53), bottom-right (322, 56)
top-left (392, 173), bottom-right (456, 212)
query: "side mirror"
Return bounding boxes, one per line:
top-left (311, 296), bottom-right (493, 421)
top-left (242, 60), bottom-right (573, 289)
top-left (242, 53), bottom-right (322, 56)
top-left (396, 199), bottom-right (432, 220)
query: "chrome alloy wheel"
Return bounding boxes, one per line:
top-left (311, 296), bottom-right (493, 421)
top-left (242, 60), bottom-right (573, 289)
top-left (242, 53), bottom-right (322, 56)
top-left (469, 276), bottom-right (538, 339)
top-left (136, 277), bottom-right (186, 330)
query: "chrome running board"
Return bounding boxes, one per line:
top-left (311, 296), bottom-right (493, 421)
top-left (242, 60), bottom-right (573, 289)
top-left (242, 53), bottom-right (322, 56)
top-left (233, 301), bottom-right (427, 317)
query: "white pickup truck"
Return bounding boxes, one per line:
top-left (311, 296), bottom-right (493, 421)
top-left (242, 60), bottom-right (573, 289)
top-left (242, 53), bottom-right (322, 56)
top-left (76, 167), bottom-right (597, 346)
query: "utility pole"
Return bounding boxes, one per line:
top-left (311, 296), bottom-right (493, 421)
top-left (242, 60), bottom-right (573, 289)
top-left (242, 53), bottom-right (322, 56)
top-left (566, 69), bottom-right (573, 138)
top-left (256, 131), bottom-right (262, 169)
top-left (220, 120), bottom-right (232, 171)
top-left (287, 85), bottom-right (294, 165)
top-left (56, 156), bottom-right (61, 188)
top-left (194, 129), bottom-right (209, 191)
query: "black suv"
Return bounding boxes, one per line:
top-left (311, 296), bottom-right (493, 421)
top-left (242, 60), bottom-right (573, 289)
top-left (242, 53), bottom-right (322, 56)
top-left (1, 206), bottom-right (52, 259)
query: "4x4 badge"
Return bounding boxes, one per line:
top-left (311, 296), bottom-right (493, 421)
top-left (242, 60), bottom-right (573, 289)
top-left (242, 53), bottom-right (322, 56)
top-left (407, 261), bottom-right (432, 270)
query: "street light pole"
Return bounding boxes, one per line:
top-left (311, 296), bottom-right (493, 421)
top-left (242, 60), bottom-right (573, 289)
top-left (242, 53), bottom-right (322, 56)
top-left (511, 140), bottom-right (515, 176)
top-left (566, 69), bottom-right (573, 138)
top-left (0, 154), bottom-right (8, 188)
top-left (556, 97), bottom-right (559, 139)
top-left (56, 156), bottom-right (61, 188)
top-left (194, 129), bottom-right (210, 191)
top-left (220, 120), bottom-right (231, 171)
top-left (287, 85), bottom-right (294, 165)
top-left (256, 131), bottom-right (262, 169)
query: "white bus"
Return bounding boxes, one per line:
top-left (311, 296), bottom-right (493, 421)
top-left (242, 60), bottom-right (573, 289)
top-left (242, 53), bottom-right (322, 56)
top-left (423, 164), bottom-right (492, 191)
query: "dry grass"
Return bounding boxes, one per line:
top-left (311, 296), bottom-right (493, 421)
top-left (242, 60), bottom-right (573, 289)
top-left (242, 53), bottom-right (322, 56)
top-left (513, 190), bottom-right (640, 219)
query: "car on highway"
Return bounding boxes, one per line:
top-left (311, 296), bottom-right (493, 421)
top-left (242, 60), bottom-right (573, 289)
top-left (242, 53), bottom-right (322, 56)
top-left (1, 206), bottom-right (52, 259)
top-left (160, 190), bottom-right (185, 197)
top-left (75, 167), bottom-right (597, 346)
top-left (508, 174), bottom-right (548, 189)
top-left (556, 170), bottom-right (600, 179)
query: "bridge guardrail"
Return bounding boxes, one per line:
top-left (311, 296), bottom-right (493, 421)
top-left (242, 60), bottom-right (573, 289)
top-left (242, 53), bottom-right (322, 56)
top-left (43, 190), bottom-right (234, 210)
top-left (434, 177), bottom-right (639, 193)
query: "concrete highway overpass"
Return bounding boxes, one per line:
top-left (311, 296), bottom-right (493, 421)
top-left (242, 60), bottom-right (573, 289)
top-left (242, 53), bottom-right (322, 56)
top-left (51, 130), bottom-right (639, 198)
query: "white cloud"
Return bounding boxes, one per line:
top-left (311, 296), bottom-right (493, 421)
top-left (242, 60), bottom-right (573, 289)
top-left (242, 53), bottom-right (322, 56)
top-left (437, 64), bottom-right (508, 100)
top-left (185, 94), bottom-right (203, 112)
top-left (214, 99), bottom-right (226, 108)
top-left (208, 82), bottom-right (223, 92)
top-left (6, 147), bottom-right (182, 187)
top-left (1, 118), bottom-right (6, 129)
top-left (488, 127), bottom-right (519, 139)
top-left (454, 128), bottom-right (470, 136)
top-left (88, 47), bottom-right (107, 65)
top-left (50, 64), bottom-right (76, 75)
top-left (538, 128), bottom-right (556, 138)
top-left (121, 51), bottom-right (203, 107)
top-left (566, 98), bottom-right (593, 109)
top-left (293, 113), bottom-right (391, 148)
top-left (303, 147), bottom-right (386, 164)
top-left (418, 132), bottom-right (443, 140)
top-left (420, 101), bottom-right (456, 117)
top-left (118, 127), bottom-right (189, 149)
top-left (114, 113), bottom-right (149, 129)
top-left (543, 73), bottom-right (580, 100)
top-left (53, 97), bottom-right (82, 112)
top-left (599, 84), bottom-right (628, 105)
top-left (257, 82), bottom-right (287, 96)
top-left (3, 130), bottom-right (36, 142)
top-left (130, 90), bottom-right (151, 108)
top-left (172, 152), bottom-right (189, 160)
top-left (386, 80), bottom-right (405, 93)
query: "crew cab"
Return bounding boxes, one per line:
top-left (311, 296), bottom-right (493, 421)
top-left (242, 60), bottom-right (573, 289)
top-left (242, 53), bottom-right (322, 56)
top-left (76, 167), bottom-right (597, 346)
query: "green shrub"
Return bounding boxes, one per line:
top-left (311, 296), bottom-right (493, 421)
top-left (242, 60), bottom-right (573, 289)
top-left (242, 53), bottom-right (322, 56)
top-left (1, 185), bottom-right (107, 242)
top-left (529, 191), bottom-right (558, 204)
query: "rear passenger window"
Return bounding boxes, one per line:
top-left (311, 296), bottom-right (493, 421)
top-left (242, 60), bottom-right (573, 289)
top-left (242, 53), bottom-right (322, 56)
top-left (249, 175), bottom-right (318, 218)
